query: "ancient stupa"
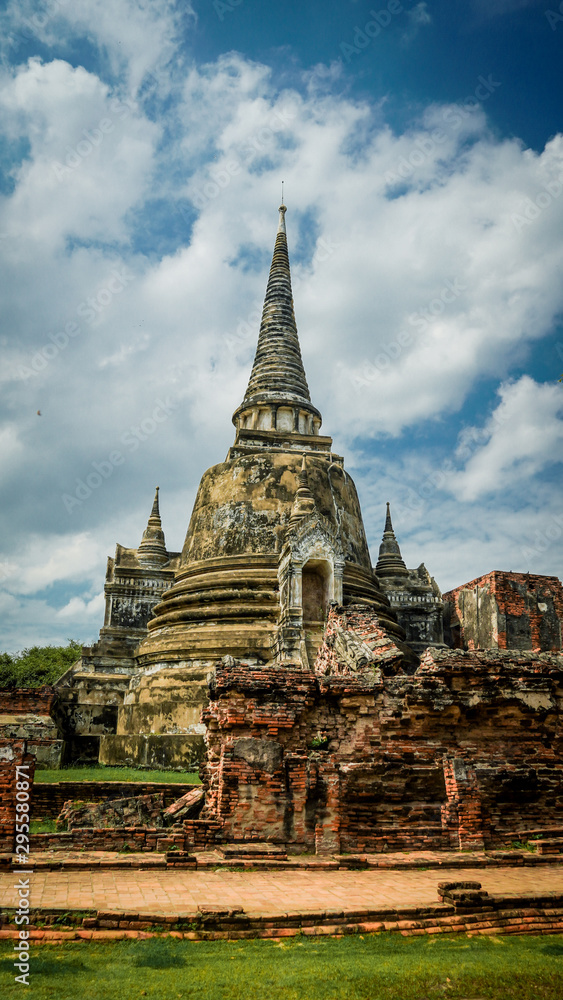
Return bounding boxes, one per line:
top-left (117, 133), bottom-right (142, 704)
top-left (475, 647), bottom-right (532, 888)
top-left (136, 204), bottom-right (402, 671)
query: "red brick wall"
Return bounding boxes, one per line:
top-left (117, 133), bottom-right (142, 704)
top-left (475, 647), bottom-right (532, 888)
top-left (0, 687), bottom-right (56, 715)
top-left (29, 827), bottom-right (184, 852)
top-left (0, 739), bottom-right (35, 852)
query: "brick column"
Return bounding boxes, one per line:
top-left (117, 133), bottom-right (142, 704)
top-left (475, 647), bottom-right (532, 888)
top-left (441, 756), bottom-right (485, 851)
top-left (0, 739), bottom-right (35, 853)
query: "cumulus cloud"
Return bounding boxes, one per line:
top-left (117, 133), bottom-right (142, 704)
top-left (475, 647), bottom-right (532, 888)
top-left (0, 57), bottom-right (159, 249)
top-left (0, 0), bottom-right (190, 93)
top-left (56, 592), bottom-right (104, 620)
top-left (450, 377), bottom-right (563, 502)
top-left (3, 533), bottom-right (106, 596)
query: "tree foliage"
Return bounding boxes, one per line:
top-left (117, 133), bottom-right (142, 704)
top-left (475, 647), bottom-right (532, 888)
top-left (0, 640), bottom-right (82, 689)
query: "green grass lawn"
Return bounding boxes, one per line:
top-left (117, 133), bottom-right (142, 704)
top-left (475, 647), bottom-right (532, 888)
top-left (34, 767), bottom-right (201, 783)
top-left (0, 933), bottom-right (562, 999)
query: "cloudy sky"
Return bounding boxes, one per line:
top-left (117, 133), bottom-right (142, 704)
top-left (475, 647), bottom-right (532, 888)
top-left (1, 0), bottom-right (562, 652)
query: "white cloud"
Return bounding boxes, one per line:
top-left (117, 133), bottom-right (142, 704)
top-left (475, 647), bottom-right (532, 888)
top-left (0, 57), bottom-right (159, 249)
top-left (3, 533), bottom-right (105, 596)
top-left (450, 377), bottom-right (563, 502)
top-left (1, 0), bottom-right (190, 94)
top-left (56, 592), bottom-right (104, 620)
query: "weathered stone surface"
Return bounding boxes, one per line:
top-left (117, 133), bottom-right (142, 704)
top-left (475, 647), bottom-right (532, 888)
top-left (136, 450), bottom-right (400, 667)
top-left (53, 490), bottom-right (182, 764)
top-left (232, 737), bottom-right (283, 773)
top-left (117, 664), bottom-right (210, 735)
top-left (98, 733), bottom-right (205, 770)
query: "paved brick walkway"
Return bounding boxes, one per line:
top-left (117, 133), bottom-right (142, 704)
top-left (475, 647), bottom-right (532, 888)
top-left (2, 864), bottom-right (563, 918)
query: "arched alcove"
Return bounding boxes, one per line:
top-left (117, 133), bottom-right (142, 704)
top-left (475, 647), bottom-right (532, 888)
top-left (302, 558), bottom-right (332, 624)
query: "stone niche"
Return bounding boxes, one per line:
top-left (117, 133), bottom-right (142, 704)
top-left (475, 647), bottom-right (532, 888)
top-left (188, 605), bottom-right (563, 855)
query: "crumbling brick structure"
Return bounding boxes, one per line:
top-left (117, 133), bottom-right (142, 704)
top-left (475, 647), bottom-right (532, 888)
top-left (0, 686), bottom-right (63, 769)
top-left (443, 571), bottom-right (563, 652)
top-left (190, 605), bottom-right (563, 855)
top-left (0, 738), bottom-right (35, 852)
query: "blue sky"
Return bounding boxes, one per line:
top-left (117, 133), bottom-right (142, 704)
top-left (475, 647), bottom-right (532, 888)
top-left (1, 0), bottom-right (562, 651)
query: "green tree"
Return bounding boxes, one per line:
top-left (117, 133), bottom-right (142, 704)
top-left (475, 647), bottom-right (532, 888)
top-left (0, 640), bottom-right (82, 688)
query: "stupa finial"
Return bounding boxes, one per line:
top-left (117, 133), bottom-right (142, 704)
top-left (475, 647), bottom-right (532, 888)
top-left (374, 502), bottom-right (408, 579)
top-left (138, 487), bottom-right (168, 567)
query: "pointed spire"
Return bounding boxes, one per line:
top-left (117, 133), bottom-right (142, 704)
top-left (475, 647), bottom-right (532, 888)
top-left (374, 502), bottom-right (408, 579)
top-left (137, 487), bottom-right (168, 567)
top-left (289, 455), bottom-right (316, 528)
top-left (240, 205), bottom-right (316, 408)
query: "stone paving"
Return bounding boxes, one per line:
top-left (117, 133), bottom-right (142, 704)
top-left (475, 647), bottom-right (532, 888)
top-left (2, 863), bottom-right (563, 918)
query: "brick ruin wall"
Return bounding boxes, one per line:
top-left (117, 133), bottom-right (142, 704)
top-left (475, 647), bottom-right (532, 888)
top-left (31, 781), bottom-right (198, 819)
top-left (0, 739), bottom-right (36, 852)
top-left (28, 827), bottom-right (185, 853)
top-left (0, 688), bottom-right (56, 715)
top-left (443, 572), bottom-right (563, 653)
top-left (191, 608), bottom-right (563, 854)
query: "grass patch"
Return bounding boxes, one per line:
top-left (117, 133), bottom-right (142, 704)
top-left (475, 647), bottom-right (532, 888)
top-left (34, 767), bottom-right (201, 784)
top-left (0, 933), bottom-right (562, 999)
top-left (29, 819), bottom-right (58, 834)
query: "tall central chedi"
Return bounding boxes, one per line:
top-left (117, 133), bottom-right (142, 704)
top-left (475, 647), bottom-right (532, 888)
top-left (136, 204), bottom-right (402, 673)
